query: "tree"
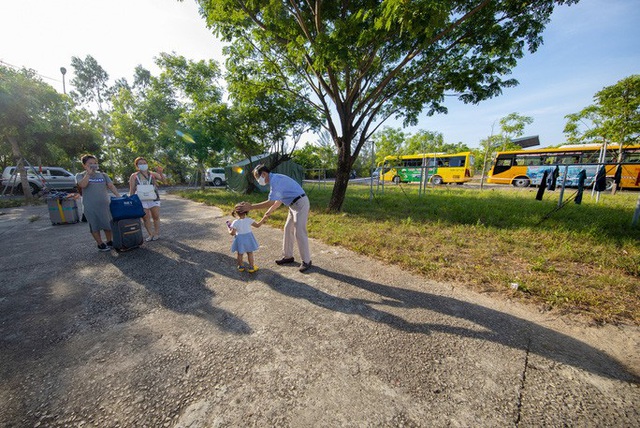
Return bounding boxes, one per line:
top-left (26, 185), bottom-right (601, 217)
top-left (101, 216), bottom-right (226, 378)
top-left (373, 127), bottom-right (406, 164)
top-left (404, 130), bottom-right (470, 155)
top-left (198, 0), bottom-right (579, 211)
top-left (156, 53), bottom-right (233, 188)
top-left (70, 55), bottom-right (110, 112)
top-left (292, 143), bottom-right (323, 174)
top-left (108, 55), bottom-right (233, 186)
top-left (226, 52), bottom-right (323, 158)
top-left (70, 55), bottom-right (119, 176)
top-left (478, 112), bottom-right (532, 187)
top-left (564, 75), bottom-right (640, 151)
top-left (0, 66), bottom-right (79, 201)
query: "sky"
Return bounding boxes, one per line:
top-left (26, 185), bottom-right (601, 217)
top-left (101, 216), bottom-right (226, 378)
top-left (1, 0), bottom-right (638, 149)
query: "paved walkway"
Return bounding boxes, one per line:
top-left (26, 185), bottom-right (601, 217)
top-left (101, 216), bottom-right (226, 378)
top-left (0, 194), bottom-right (638, 427)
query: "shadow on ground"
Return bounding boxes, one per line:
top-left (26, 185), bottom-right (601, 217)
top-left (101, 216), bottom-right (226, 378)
top-left (254, 264), bottom-right (637, 384)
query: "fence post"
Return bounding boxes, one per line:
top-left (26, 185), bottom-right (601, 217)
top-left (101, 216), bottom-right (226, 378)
top-left (557, 165), bottom-right (569, 207)
top-left (633, 194), bottom-right (640, 226)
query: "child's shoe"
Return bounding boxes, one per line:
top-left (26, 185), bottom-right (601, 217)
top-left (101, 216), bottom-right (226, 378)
top-left (237, 265), bottom-right (246, 272)
top-left (247, 265), bottom-right (259, 273)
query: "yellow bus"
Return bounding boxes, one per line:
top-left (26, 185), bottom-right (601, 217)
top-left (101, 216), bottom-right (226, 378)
top-left (487, 144), bottom-right (640, 189)
top-left (377, 152), bottom-right (475, 185)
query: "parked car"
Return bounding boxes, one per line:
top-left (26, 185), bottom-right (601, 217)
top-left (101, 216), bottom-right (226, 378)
top-left (1, 166), bottom-right (77, 194)
top-left (205, 167), bottom-right (226, 186)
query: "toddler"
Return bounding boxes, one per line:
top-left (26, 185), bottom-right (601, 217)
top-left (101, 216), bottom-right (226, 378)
top-left (228, 206), bottom-right (266, 272)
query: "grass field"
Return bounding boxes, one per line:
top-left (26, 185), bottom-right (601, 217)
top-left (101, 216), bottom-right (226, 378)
top-left (179, 183), bottom-right (640, 325)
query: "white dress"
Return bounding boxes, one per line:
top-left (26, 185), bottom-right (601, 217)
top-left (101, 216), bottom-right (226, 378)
top-left (230, 218), bottom-right (259, 254)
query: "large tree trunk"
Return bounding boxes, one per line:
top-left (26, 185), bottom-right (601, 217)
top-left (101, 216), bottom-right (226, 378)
top-left (198, 161), bottom-right (206, 191)
top-left (8, 136), bottom-right (33, 204)
top-left (328, 142), bottom-right (353, 212)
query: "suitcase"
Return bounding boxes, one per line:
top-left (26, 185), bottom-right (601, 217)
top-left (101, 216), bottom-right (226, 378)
top-left (110, 218), bottom-right (144, 252)
top-left (47, 198), bottom-right (80, 225)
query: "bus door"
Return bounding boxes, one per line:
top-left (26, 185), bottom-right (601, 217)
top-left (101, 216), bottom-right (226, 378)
top-left (492, 154), bottom-right (515, 175)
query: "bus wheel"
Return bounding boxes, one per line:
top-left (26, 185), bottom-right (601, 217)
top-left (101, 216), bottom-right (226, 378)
top-left (431, 175), bottom-right (443, 185)
top-left (512, 177), bottom-right (530, 188)
top-left (605, 177), bottom-right (614, 191)
top-left (393, 176), bottom-right (401, 184)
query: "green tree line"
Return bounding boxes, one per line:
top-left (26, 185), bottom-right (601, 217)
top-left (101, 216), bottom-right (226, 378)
top-left (2, 1), bottom-right (637, 210)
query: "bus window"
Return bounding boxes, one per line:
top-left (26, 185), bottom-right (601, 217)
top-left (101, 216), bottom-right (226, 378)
top-left (449, 156), bottom-right (465, 167)
top-left (581, 151), bottom-right (599, 164)
top-left (581, 150), bottom-right (617, 164)
top-left (525, 157), bottom-right (542, 166)
top-left (603, 152), bottom-right (617, 163)
top-left (495, 156), bottom-right (513, 167)
top-left (491, 155), bottom-right (514, 176)
top-left (543, 155), bottom-right (557, 165)
top-left (557, 155), bottom-right (580, 165)
top-left (623, 150), bottom-right (640, 163)
top-left (403, 159), bottom-right (421, 167)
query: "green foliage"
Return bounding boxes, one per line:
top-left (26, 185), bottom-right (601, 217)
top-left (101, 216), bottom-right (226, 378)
top-left (104, 54), bottom-right (233, 183)
top-left (292, 143), bottom-right (322, 170)
top-left (198, 0), bottom-right (577, 211)
top-left (475, 112), bottom-right (534, 175)
top-left (225, 41), bottom-right (322, 157)
top-left (0, 65), bottom-right (97, 171)
top-left (0, 198), bottom-right (24, 208)
top-left (0, 66), bottom-right (65, 141)
top-left (70, 55), bottom-right (110, 112)
top-left (564, 74), bottom-right (640, 147)
top-left (374, 127), bottom-right (406, 163)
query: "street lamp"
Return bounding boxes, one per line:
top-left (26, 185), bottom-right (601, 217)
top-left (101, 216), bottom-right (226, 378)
top-left (60, 67), bottom-right (67, 94)
top-left (60, 67), bottom-right (69, 127)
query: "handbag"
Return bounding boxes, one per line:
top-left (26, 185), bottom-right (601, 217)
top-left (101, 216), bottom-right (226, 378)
top-left (136, 173), bottom-right (157, 201)
top-left (110, 194), bottom-right (145, 221)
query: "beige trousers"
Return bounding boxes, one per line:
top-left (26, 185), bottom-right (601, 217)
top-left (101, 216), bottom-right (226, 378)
top-left (283, 196), bottom-right (311, 263)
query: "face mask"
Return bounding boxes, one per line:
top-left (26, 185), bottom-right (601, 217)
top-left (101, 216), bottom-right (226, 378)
top-left (138, 164), bottom-right (149, 171)
top-left (257, 176), bottom-right (266, 186)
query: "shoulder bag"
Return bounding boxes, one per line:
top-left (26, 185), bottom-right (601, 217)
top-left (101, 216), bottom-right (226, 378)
top-left (136, 173), bottom-right (157, 201)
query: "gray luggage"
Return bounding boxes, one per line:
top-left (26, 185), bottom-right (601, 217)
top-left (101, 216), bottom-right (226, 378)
top-left (47, 198), bottom-right (80, 225)
top-left (110, 218), bottom-right (143, 252)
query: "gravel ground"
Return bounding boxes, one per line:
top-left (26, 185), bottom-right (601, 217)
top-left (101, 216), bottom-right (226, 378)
top-left (0, 193), bottom-right (638, 427)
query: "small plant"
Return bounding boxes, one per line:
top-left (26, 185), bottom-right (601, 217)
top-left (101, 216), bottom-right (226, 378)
top-left (0, 198), bottom-right (24, 208)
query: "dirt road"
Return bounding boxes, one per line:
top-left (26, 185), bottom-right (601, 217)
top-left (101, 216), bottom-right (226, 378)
top-left (0, 194), bottom-right (638, 427)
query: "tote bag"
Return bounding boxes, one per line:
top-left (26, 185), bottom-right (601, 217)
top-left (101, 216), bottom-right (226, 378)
top-left (110, 194), bottom-right (145, 221)
top-left (136, 173), bottom-right (157, 201)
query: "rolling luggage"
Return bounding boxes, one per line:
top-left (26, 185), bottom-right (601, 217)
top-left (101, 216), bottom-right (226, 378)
top-left (47, 197), bottom-right (80, 225)
top-left (110, 218), bottom-right (144, 252)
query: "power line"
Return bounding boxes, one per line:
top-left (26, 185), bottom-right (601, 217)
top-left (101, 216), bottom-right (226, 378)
top-left (0, 59), bottom-right (62, 83)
